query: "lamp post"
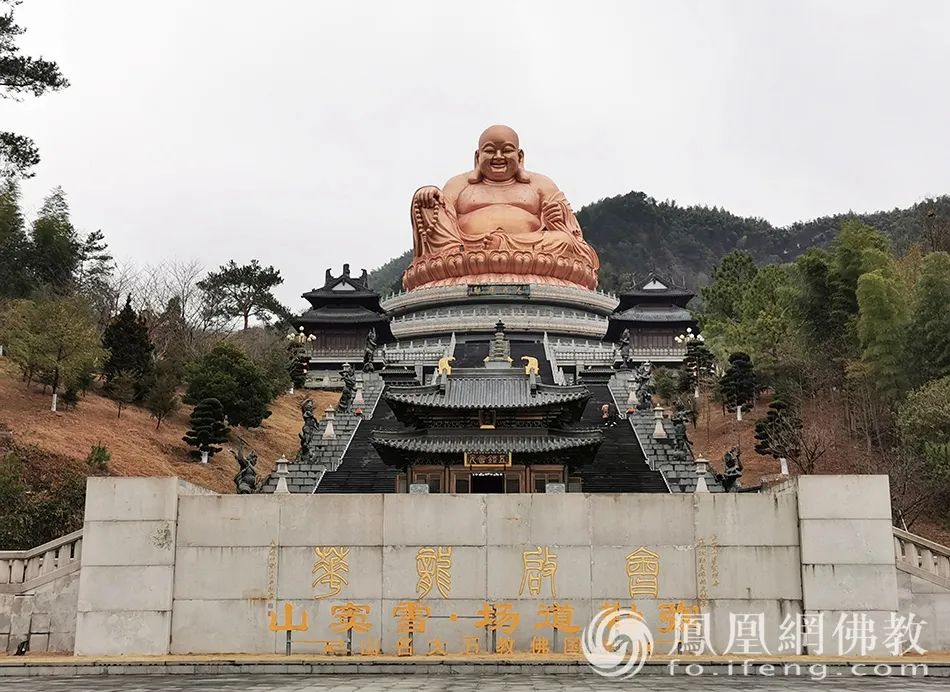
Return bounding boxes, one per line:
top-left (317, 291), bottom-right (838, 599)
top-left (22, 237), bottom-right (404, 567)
top-left (274, 454), bottom-right (291, 494)
top-left (674, 328), bottom-right (706, 400)
top-left (286, 327), bottom-right (314, 394)
top-left (694, 456), bottom-right (709, 493)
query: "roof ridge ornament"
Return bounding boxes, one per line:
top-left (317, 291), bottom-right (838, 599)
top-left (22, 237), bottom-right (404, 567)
top-left (322, 264), bottom-right (371, 290)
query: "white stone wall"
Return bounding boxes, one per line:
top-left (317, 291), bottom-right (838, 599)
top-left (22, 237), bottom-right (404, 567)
top-left (0, 571), bottom-right (79, 654)
top-left (74, 477), bottom-right (210, 656)
top-left (898, 570), bottom-right (950, 652)
top-left (797, 475), bottom-right (900, 654)
top-left (70, 475), bottom-right (948, 656)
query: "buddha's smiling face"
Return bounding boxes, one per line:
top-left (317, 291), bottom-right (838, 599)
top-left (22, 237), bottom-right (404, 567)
top-left (476, 125), bottom-right (523, 183)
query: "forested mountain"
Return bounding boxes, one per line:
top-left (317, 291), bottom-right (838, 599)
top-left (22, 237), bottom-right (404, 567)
top-left (368, 192), bottom-right (950, 294)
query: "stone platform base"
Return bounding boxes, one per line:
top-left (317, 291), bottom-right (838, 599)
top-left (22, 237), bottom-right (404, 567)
top-left (1, 654), bottom-right (947, 677)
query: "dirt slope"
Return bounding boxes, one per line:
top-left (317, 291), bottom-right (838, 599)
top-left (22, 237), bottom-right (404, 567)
top-left (0, 359), bottom-right (337, 494)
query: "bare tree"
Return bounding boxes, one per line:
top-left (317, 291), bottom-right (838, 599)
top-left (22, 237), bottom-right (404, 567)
top-left (108, 259), bottom-right (232, 362)
top-left (754, 395), bottom-right (834, 474)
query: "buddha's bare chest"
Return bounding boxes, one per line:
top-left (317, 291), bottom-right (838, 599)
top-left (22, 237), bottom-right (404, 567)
top-left (456, 183), bottom-right (541, 214)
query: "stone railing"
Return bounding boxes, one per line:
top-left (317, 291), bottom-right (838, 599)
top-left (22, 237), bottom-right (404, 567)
top-left (306, 347), bottom-right (364, 361)
top-left (630, 346), bottom-right (687, 358)
top-left (391, 314), bottom-right (608, 340)
top-left (542, 333), bottom-right (566, 385)
top-left (0, 529), bottom-right (84, 595)
top-left (391, 307), bottom-right (608, 323)
top-left (381, 282), bottom-right (618, 315)
top-left (554, 348), bottom-right (617, 364)
top-left (894, 527), bottom-right (950, 589)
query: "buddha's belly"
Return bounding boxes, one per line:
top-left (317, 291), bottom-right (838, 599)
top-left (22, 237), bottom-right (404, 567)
top-left (458, 205), bottom-right (542, 238)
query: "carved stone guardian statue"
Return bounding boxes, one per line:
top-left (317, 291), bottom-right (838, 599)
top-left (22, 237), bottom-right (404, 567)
top-left (230, 440), bottom-right (258, 494)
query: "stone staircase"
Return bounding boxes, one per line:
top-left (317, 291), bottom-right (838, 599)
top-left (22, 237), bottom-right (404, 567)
top-left (894, 527), bottom-right (950, 590)
top-left (261, 371), bottom-right (386, 494)
top-left (608, 372), bottom-right (721, 493)
top-left (0, 530), bottom-right (83, 653)
top-left (573, 382), bottom-right (669, 492)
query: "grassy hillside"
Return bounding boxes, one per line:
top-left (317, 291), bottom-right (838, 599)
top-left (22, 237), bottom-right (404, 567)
top-left (0, 359), bottom-right (338, 495)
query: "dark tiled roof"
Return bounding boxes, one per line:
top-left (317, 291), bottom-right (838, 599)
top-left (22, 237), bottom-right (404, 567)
top-left (384, 376), bottom-right (590, 410)
top-left (297, 305), bottom-right (389, 324)
top-left (370, 428), bottom-right (603, 454)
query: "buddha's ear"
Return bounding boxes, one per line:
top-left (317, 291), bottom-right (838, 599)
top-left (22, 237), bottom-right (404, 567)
top-left (468, 150), bottom-right (482, 184)
top-left (515, 150), bottom-right (530, 184)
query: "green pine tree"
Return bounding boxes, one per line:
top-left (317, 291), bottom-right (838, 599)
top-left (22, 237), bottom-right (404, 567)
top-left (110, 370), bottom-right (136, 418)
top-left (196, 259), bottom-right (288, 329)
top-left (700, 250), bottom-right (758, 326)
top-left (717, 352), bottom-right (756, 415)
top-left (145, 367), bottom-right (180, 429)
top-left (0, 1), bottom-right (69, 178)
top-left (2, 295), bottom-right (105, 409)
top-left (29, 187), bottom-right (79, 292)
top-left (754, 399), bottom-right (801, 460)
top-left (184, 343), bottom-right (274, 427)
top-left (182, 398), bottom-right (230, 460)
top-left (0, 179), bottom-right (34, 298)
top-left (101, 295), bottom-right (154, 398)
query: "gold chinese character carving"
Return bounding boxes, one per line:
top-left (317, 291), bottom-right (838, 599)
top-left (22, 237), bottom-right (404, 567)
top-left (530, 635), bottom-right (551, 654)
top-left (329, 602), bottom-right (372, 634)
top-left (658, 601), bottom-right (700, 634)
top-left (268, 602), bottom-right (309, 632)
top-left (323, 640), bottom-right (347, 655)
top-left (359, 637), bottom-right (380, 656)
top-left (395, 637), bottom-right (413, 656)
top-left (520, 546), bottom-right (558, 597)
top-left (626, 546), bottom-right (660, 598)
top-left (393, 600), bottom-right (431, 634)
top-left (427, 639), bottom-right (447, 656)
top-left (463, 635), bottom-right (481, 655)
top-left (416, 546), bottom-right (452, 598)
top-left (535, 602), bottom-right (580, 633)
top-left (496, 636), bottom-right (515, 654)
top-left (474, 602), bottom-right (520, 634)
top-left (312, 547), bottom-right (350, 599)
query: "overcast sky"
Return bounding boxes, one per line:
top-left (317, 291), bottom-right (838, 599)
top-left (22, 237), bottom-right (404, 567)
top-left (5, 0), bottom-right (949, 307)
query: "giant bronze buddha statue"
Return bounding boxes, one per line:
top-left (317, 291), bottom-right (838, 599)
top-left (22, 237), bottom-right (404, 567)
top-left (403, 125), bottom-right (600, 291)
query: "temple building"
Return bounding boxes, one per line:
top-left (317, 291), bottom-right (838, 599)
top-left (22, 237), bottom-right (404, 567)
top-left (372, 324), bottom-right (602, 493)
top-left (604, 272), bottom-right (697, 363)
top-left (267, 125), bottom-right (720, 494)
top-left (294, 264), bottom-right (392, 388)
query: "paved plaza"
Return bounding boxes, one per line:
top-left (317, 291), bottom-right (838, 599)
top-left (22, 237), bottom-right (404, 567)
top-left (0, 675), bottom-right (947, 691)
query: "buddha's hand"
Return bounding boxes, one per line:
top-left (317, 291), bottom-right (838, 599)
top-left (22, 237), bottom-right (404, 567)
top-left (540, 198), bottom-right (566, 229)
top-left (413, 186), bottom-right (442, 209)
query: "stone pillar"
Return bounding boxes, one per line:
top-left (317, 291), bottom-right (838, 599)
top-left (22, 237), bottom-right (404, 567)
top-left (797, 475), bottom-right (898, 654)
top-left (74, 477), bottom-right (182, 655)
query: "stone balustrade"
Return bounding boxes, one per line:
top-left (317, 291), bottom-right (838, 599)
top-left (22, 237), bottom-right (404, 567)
top-left (305, 347), bottom-right (364, 361)
top-left (381, 282), bottom-right (619, 315)
top-left (0, 530), bottom-right (83, 596)
top-left (391, 306), bottom-right (608, 323)
top-left (894, 527), bottom-right (950, 589)
top-left (391, 314), bottom-right (608, 340)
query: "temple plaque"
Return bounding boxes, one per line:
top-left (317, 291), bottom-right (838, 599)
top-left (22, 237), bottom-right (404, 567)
top-left (464, 451), bottom-right (512, 468)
